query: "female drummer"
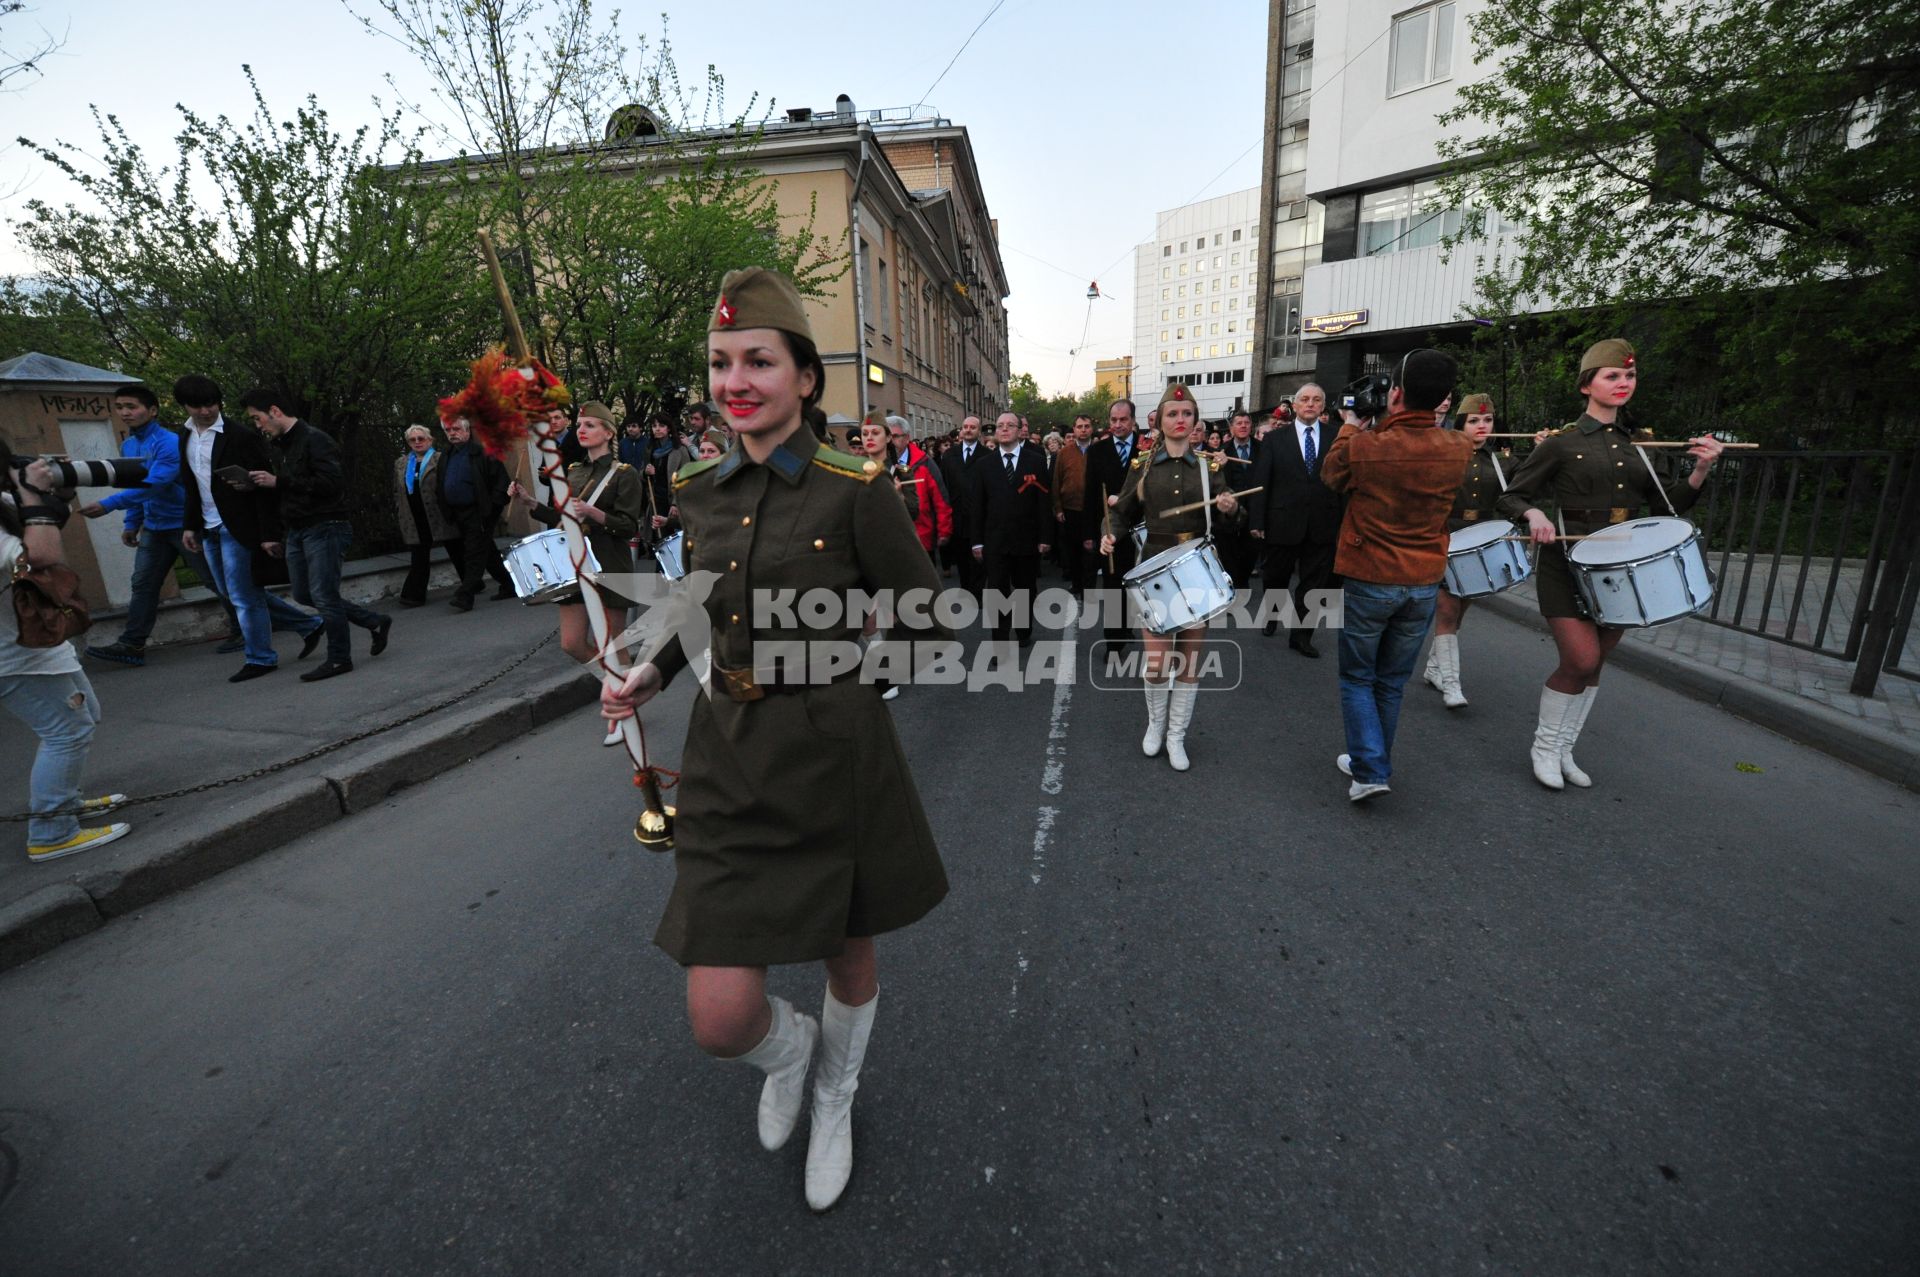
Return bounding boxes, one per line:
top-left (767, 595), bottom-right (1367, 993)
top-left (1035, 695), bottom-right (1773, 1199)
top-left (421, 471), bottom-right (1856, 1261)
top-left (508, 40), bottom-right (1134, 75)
top-left (507, 400), bottom-right (646, 665)
top-left (1421, 392), bottom-right (1507, 708)
top-left (1495, 339), bottom-right (1723, 789)
top-left (601, 269), bottom-right (949, 1212)
top-left (1101, 381), bottom-right (1241, 772)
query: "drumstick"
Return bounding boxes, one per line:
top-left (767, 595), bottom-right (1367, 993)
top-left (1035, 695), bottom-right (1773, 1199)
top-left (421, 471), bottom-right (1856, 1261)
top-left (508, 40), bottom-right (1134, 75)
top-left (1482, 433), bottom-right (1757, 448)
top-left (1495, 534), bottom-right (1607, 542)
top-left (895, 477), bottom-right (926, 485)
top-left (1101, 483), bottom-right (1115, 574)
top-left (1159, 487), bottom-right (1263, 518)
top-left (1204, 450), bottom-right (1255, 464)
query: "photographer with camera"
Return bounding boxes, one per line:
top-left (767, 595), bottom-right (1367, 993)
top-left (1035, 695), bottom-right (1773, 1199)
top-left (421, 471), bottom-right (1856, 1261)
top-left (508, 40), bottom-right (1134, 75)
top-left (1, 452), bottom-right (132, 861)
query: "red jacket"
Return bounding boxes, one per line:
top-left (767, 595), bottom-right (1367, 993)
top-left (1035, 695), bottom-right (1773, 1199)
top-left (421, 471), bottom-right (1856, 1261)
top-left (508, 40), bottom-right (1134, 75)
top-left (1321, 409), bottom-right (1474, 585)
top-left (900, 445), bottom-right (953, 551)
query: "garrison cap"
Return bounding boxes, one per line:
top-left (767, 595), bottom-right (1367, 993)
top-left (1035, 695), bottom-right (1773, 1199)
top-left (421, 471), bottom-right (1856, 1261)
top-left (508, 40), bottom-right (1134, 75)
top-left (1157, 382), bottom-right (1196, 413)
top-left (1579, 338), bottom-right (1636, 377)
top-left (575, 399), bottom-right (616, 426)
top-left (710, 268), bottom-right (814, 342)
top-left (1457, 392), bottom-right (1494, 417)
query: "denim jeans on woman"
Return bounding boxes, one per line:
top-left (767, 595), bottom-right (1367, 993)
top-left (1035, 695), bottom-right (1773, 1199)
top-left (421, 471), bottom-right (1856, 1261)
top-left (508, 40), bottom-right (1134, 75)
top-left (0, 670), bottom-right (100, 846)
top-left (284, 521), bottom-right (384, 665)
top-left (1336, 580), bottom-right (1439, 785)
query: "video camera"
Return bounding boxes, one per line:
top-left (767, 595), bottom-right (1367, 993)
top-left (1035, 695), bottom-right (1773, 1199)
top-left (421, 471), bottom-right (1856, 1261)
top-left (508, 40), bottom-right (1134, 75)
top-left (1340, 372), bottom-right (1393, 422)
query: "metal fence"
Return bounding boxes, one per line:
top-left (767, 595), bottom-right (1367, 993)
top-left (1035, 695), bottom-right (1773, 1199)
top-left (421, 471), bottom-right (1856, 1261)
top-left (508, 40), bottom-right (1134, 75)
top-left (1688, 448), bottom-right (1920, 695)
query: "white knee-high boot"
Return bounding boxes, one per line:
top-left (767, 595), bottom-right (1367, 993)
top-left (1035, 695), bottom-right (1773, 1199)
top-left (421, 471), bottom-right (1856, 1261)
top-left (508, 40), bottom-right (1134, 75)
top-left (806, 987), bottom-right (877, 1212)
top-left (1141, 677), bottom-right (1172, 756)
top-left (731, 994), bottom-right (819, 1151)
top-left (1165, 682), bottom-right (1198, 772)
top-left (1423, 642), bottom-right (1445, 691)
top-left (1531, 687), bottom-right (1581, 790)
top-left (1432, 633), bottom-right (1466, 707)
top-left (1560, 686), bottom-right (1598, 787)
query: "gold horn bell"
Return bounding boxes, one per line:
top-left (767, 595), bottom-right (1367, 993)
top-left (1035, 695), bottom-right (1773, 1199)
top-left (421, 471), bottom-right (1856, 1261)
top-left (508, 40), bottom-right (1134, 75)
top-left (633, 769), bottom-right (675, 851)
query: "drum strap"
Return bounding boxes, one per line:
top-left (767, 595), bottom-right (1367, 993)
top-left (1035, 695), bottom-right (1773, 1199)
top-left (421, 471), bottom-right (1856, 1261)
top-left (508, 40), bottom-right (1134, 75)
top-left (1489, 451), bottom-right (1508, 490)
top-left (583, 461), bottom-right (619, 508)
top-left (1633, 445), bottom-right (1679, 517)
top-left (1199, 450), bottom-right (1213, 542)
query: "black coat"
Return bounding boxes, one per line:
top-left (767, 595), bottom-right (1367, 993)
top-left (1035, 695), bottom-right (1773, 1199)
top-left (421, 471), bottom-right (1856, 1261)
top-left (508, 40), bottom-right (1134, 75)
top-left (969, 444), bottom-right (1053, 555)
top-left (181, 421), bottom-right (284, 550)
top-left (1083, 432), bottom-right (1143, 517)
top-left (939, 441), bottom-right (994, 546)
top-left (1250, 418), bottom-right (1344, 545)
top-left (436, 439), bottom-right (509, 516)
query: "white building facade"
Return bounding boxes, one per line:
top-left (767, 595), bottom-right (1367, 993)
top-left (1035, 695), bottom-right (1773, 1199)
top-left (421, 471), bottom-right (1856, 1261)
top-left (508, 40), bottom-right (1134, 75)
top-left (1298, 0), bottom-right (1526, 390)
top-left (1130, 187), bottom-right (1262, 422)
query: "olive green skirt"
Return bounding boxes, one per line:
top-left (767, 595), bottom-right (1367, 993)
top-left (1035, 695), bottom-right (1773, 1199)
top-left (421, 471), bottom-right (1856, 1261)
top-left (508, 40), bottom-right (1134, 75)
top-left (653, 677), bottom-right (948, 967)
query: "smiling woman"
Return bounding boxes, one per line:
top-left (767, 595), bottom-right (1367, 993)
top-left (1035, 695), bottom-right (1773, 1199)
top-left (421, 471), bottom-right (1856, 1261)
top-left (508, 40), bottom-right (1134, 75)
top-left (600, 267), bottom-right (953, 1214)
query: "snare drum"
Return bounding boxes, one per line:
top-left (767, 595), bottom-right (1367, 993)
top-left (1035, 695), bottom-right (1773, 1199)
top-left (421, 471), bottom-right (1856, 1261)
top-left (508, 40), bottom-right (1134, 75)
top-left (654, 530), bottom-right (686, 580)
top-left (504, 529), bottom-right (602, 605)
top-left (1566, 518), bottom-right (1712, 627)
top-left (1444, 520), bottom-right (1532, 599)
top-left (1123, 538), bottom-right (1234, 635)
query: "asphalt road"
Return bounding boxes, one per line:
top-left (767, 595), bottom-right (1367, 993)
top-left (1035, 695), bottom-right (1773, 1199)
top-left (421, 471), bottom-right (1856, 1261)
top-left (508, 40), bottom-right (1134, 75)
top-left (2, 603), bottom-right (1915, 1274)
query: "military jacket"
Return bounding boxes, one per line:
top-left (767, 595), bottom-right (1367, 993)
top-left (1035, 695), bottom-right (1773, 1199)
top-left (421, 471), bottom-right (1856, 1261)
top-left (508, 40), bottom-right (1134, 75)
top-left (1449, 446), bottom-right (1512, 530)
top-left (1496, 414), bottom-right (1702, 535)
top-left (529, 455), bottom-right (646, 579)
top-left (1109, 447), bottom-right (1244, 558)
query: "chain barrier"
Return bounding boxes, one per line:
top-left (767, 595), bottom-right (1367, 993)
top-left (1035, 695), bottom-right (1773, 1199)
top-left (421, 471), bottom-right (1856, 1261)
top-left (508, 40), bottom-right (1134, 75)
top-left (2, 633), bottom-right (560, 823)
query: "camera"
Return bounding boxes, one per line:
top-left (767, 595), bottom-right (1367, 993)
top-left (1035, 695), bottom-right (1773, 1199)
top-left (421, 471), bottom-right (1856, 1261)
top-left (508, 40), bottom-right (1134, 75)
top-left (1, 440), bottom-right (149, 530)
top-left (1341, 373), bottom-right (1393, 422)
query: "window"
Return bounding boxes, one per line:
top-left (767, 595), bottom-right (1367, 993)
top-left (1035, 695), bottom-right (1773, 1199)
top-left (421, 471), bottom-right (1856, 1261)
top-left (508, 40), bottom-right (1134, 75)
top-left (1229, 274), bottom-right (1239, 287)
top-left (1212, 279), bottom-right (1221, 292)
top-left (1209, 344), bottom-right (1221, 357)
top-left (1225, 342), bottom-right (1236, 355)
top-left (1210, 323), bottom-right (1220, 335)
top-left (1229, 297), bottom-right (1239, 310)
top-left (1160, 351), bottom-right (1170, 363)
top-left (1213, 255), bottom-right (1223, 269)
top-left (1161, 288), bottom-right (1170, 300)
top-left (1162, 245), bottom-right (1171, 257)
top-left (1162, 266), bottom-right (1170, 280)
top-left (1178, 306), bottom-right (1186, 318)
top-left (1177, 327), bottom-right (1185, 339)
top-left (1232, 228), bottom-right (1242, 242)
top-left (1178, 285), bottom-right (1187, 297)
top-left (1213, 234), bottom-right (1223, 247)
top-left (1180, 240), bottom-right (1188, 252)
top-left (1179, 264), bottom-right (1188, 276)
top-left (1389, 2), bottom-right (1455, 95)
top-left (1360, 178), bottom-right (1465, 255)
top-left (1230, 252), bottom-right (1240, 266)
top-left (1160, 330), bottom-right (1169, 342)
top-left (1196, 258), bottom-right (1206, 273)
top-left (1228, 320), bottom-right (1238, 333)
top-left (1210, 301), bottom-right (1221, 314)
top-left (1160, 309), bottom-right (1170, 321)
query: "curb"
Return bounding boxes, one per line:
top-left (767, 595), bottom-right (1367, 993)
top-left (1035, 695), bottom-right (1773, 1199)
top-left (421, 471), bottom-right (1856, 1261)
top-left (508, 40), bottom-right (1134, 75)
top-left (0, 667), bottom-right (600, 973)
top-left (1478, 595), bottom-right (1920, 793)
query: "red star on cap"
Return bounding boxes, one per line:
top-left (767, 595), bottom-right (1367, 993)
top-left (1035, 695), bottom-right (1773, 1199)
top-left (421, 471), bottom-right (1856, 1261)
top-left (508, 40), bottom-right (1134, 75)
top-left (1173, 386), bottom-right (1186, 400)
top-left (715, 298), bottom-right (737, 327)
top-left (1624, 353), bottom-right (1635, 367)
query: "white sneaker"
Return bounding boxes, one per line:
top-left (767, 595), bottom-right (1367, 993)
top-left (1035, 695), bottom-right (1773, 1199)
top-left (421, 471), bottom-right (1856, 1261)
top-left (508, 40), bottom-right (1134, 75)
top-left (1335, 754), bottom-right (1352, 777)
top-left (880, 684), bottom-right (901, 701)
top-left (1348, 781), bottom-right (1390, 802)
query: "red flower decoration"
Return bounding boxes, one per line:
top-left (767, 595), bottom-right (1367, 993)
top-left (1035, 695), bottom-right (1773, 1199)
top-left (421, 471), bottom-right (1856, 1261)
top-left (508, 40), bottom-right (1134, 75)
top-left (437, 348), bottom-right (570, 459)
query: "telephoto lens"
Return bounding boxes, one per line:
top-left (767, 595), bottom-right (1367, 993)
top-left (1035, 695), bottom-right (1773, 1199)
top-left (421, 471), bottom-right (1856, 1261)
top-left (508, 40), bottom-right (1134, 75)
top-left (42, 456), bottom-right (150, 488)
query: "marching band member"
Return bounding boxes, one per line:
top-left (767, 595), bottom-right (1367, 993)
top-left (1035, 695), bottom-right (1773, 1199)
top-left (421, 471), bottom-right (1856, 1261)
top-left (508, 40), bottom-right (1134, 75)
top-left (1496, 340), bottom-right (1724, 789)
top-left (601, 269), bottom-right (950, 1212)
top-left (1422, 392), bottom-right (1505, 707)
top-left (507, 400), bottom-right (645, 665)
top-left (1101, 382), bottom-right (1241, 772)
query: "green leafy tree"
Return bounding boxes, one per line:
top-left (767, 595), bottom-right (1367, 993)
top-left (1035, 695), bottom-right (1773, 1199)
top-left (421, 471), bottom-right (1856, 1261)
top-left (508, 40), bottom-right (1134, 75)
top-left (7, 71), bottom-right (498, 542)
top-left (1439, 0), bottom-right (1920, 444)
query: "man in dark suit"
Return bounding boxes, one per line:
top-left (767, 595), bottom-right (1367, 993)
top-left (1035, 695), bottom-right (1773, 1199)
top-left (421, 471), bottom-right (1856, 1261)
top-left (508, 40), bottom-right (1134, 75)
top-left (1083, 397), bottom-right (1143, 640)
top-left (940, 415), bottom-right (993, 600)
top-left (174, 374), bottom-right (324, 681)
top-left (969, 412), bottom-right (1052, 645)
top-left (1249, 381), bottom-right (1341, 656)
top-left (1216, 409), bottom-right (1261, 591)
top-left (437, 415), bottom-right (513, 612)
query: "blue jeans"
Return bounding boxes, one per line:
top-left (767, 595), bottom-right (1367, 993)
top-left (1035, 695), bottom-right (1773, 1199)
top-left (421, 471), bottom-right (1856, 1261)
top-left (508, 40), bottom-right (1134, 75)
top-left (117, 527), bottom-right (221, 646)
top-left (198, 529), bottom-right (279, 666)
top-left (1336, 580), bottom-right (1439, 785)
top-left (0, 670), bottom-right (100, 846)
top-left (285, 521), bottom-right (385, 665)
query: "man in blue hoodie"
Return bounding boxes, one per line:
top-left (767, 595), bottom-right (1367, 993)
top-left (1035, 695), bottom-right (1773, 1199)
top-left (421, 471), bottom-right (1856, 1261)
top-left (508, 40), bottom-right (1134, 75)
top-left (81, 384), bottom-right (225, 667)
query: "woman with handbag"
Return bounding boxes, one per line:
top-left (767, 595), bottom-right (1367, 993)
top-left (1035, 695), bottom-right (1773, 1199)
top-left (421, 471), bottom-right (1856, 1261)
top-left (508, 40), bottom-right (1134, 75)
top-left (1, 455), bottom-right (130, 862)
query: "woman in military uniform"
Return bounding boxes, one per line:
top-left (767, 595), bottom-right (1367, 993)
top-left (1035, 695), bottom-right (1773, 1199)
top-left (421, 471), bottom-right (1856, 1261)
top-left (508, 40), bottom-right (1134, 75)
top-left (1100, 381), bottom-right (1242, 772)
top-left (507, 401), bottom-right (646, 665)
top-left (1421, 392), bottom-right (1507, 708)
top-left (601, 269), bottom-right (950, 1212)
top-left (1496, 340), bottom-right (1724, 789)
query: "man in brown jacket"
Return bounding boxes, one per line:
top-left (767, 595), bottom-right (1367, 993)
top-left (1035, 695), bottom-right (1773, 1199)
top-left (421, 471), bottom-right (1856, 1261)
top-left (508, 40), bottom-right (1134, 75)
top-left (1319, 348), bottom-right (1473, 801)
top-left (1051, 413), bottom-right (1095, 598)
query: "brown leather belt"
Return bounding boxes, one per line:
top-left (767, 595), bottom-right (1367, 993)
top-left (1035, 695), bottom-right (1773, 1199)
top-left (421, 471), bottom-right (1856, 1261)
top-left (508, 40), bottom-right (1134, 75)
top-left (1564, 507), bottom-right (1632, 524)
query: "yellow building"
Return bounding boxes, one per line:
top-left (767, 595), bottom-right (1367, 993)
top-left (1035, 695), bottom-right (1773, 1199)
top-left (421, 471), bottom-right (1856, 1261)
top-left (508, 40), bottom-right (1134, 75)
top-left (417, 102), bottom-right (1010, 440)
top-left (1093, 356), bottom-right (1134, 401)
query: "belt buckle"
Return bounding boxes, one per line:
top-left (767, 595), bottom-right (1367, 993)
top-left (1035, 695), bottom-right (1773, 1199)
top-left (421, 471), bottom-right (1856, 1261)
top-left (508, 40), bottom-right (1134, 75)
top-left (1610, 508), bottom-right (1629, 524)
top-left (1463, 511), bottom-right (1481, 522)
top-left (1175, 531), bottom-right (1195, 544)
top-left (719, 664), bottom-right (764, 703)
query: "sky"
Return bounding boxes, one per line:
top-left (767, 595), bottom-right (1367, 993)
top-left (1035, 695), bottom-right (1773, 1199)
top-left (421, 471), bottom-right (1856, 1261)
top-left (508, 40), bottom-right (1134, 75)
top-left (0, 0), bottom-right (1268, 395)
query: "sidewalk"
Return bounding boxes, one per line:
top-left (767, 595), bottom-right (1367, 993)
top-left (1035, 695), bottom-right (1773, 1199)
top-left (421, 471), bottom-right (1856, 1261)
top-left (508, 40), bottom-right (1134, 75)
top-left (0, 583), bottom-right (601, 969)
top-left (1477, 576), bottom-right (1920, 791)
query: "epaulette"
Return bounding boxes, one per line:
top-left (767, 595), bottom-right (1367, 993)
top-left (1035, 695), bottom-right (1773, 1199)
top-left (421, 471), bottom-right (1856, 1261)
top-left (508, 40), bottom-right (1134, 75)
top-left (673, 457), bottom-right (719, 490)
top-left (811, 447), bottom-right (882, 483)
top-left (1208, 457), bottom-right (1223, 472)
top-left (1129, 452), bottom-right (1150, 469)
